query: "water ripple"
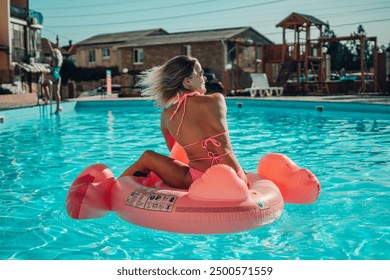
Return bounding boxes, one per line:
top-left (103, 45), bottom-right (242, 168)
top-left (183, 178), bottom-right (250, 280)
top-left (0, 102), bottom-right (389, 260)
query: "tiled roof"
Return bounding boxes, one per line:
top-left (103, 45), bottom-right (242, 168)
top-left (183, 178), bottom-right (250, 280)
top-left (276, 12), bottom-right (328, 28)
top-left (76, 29), bottom-right (168, 46)
top-left (118, 27), bottom-right (273, 47)
top-left (75, 26), bottom-right (273, 48)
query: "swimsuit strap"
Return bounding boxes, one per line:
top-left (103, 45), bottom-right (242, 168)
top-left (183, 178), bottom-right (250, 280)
top-left (184, 131), bottom-right (232, 166)
top-left (183, 131), bottom-right (227, 148)
top-left (169, 92), bottom-right (231, 166)
top-left (169, 92), bottom-right (197, 135)
top-left (189, 151), bottom-right (233, 166)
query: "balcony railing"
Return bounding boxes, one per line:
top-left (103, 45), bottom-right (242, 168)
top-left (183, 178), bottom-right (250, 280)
top-left (263, 42), bottom-right (324, 62)
top-left (12, 47), bottom-right (27, 62)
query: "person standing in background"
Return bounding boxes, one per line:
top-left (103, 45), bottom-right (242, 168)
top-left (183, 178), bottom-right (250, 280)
top-left (48, 37), bottom-right (63, 113)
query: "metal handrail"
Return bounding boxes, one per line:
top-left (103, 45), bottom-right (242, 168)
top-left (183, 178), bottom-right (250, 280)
top-left (38, 78), bottom-right (53, 114)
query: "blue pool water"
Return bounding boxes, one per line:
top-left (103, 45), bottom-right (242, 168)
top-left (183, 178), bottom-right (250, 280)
top-left (0, 99), bottom-right (389, 260)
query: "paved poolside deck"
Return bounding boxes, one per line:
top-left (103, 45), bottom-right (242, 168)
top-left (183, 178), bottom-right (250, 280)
top-left (1, 92), bottom-right (389, 110)
top-left (257, 93), bottom-right (390, 105)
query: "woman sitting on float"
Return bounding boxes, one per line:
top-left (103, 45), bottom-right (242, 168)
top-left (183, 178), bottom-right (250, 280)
top-left (66, 55), bottom-right (320, 234)
top-left (120, 55), bottom-right (247, 189)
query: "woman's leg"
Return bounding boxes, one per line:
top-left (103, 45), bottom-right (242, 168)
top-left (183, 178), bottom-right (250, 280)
top-left (119, 150), bottom-right (193, 189)
top-left (54, 78), bottom-right (62, 113)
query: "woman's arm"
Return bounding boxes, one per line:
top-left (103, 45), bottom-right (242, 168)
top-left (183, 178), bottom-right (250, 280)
top-left (48, 40), bottom-right (54, 54)
top-left (161, 113), bottom-right (175, 151)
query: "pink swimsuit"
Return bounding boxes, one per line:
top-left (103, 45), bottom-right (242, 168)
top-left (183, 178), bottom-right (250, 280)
top-left (170, 93), bottom-right (246, 183)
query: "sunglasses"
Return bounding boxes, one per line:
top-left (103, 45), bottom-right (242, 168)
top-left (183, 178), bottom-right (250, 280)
top-left (189, 69), bottom-right (205, 78)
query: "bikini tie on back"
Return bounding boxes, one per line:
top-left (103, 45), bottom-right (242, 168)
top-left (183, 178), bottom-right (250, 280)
top-left (183, 131), bottom-right (230, 166)
top-left (169, 93), bottom-right (232, 167)
top-left (201, 137), bottom-right (221, 149)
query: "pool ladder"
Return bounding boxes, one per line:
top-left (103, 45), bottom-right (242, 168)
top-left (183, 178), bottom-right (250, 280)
top-left (38, 78), bottom-right (53, 114)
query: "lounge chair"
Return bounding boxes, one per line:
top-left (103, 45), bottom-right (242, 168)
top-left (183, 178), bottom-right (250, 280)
top-left (247, 73), bottom-right (283, 97)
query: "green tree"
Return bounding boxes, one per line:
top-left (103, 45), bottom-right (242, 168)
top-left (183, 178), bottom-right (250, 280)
top-left (59, 58), bottom-right (119, 84)
top-left (347, 25), bottom-right (374, 71)
top-left (322, 24), bottom-right (375, 72)
top-left (322, 25), bottom-right (354, 72)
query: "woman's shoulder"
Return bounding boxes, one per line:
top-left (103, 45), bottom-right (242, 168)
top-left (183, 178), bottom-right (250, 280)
top-left (197, 92), bottom-right (224, 103)
top-left (193, 93), bottom-right (226, 114)
top-left (204, 92), bottom-right (225, 107)
top-left (205, 92), bottom-right (224, 98)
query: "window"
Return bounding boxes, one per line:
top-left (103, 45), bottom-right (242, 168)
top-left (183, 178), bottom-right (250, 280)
top-left (271, 63), bottom-right (279, 82)
top-left (11, 23), bottom-right (24, 49)
top-left (183, 45), bottom-right (191, 56)
top-left (11, 23), bottom-right (25, 61)
top-left (256, 45), bottom-right (261, 62)
top-left (102, 48), bottom-right (110, 58)
top-left (88, 49), bottom-right (96, 63)
top-left (133, 48), bottom-right (144, 64)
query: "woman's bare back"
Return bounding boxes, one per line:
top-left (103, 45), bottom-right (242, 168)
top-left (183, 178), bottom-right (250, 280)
top-left (161, 93), bottom-right (241, 173)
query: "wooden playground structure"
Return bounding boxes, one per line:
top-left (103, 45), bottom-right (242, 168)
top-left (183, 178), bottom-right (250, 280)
top-left (257, 13), bottom-right (384, 94)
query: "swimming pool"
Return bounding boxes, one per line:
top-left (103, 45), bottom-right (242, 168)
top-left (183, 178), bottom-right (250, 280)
top-left (0, 98), bottom-right (389, 260)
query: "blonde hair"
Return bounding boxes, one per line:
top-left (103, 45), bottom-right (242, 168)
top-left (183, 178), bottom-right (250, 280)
top-left (138, 55), bottom-right (197, 108)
